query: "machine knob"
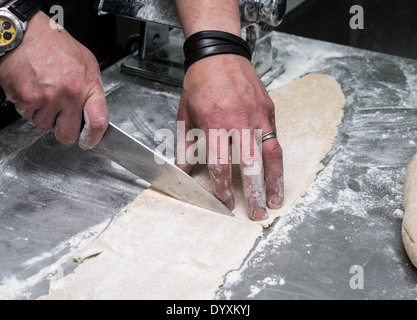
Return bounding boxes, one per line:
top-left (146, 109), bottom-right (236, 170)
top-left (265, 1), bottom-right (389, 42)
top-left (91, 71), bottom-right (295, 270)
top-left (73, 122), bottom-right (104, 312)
top-left (240, 0), bottom-right (287, 27)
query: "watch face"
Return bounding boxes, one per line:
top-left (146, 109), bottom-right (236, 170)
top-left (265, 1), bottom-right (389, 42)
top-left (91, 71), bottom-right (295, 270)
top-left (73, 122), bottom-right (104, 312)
top-left (0, 16), bottom-right (17, 46)
top-left (0, 11), bottom-right (24, 54)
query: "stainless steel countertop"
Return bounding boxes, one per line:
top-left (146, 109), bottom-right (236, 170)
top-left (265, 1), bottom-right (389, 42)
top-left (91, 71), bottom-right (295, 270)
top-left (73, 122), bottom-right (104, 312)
top-left (1, 31), bottom-right (417, 299)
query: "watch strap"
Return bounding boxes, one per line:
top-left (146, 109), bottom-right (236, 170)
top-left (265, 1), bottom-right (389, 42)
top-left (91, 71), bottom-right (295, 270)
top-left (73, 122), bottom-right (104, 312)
top-left (9, 0), bottom-right (40, 22)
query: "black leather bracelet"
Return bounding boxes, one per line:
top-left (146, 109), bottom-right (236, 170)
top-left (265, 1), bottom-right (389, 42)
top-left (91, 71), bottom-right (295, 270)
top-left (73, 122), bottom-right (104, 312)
top-left (183, 30), bottom-right (252, 73)
top-left (9, 0), bottom-right (41, 22)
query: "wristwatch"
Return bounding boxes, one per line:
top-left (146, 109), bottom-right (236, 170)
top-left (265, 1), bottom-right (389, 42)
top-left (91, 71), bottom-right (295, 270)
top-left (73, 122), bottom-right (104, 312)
top-left (0, 0), bottom-right (41, 57)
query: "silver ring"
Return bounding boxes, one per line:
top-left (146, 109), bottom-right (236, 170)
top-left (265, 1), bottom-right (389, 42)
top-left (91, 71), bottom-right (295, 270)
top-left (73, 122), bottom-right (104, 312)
top-left (257, 131), bottom-right (277, 145)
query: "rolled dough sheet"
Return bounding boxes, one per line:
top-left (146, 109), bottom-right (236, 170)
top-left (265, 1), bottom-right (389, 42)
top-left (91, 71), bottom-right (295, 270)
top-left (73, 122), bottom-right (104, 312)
top-left (40, 73), bottom-right (345, 300)
top-left (402, 153), bottom-right (417, 267)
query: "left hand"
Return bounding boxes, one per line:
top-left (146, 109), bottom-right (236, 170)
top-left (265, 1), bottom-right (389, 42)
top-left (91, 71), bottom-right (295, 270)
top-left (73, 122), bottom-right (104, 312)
top-left (176, 54), bottom-right (284, 221)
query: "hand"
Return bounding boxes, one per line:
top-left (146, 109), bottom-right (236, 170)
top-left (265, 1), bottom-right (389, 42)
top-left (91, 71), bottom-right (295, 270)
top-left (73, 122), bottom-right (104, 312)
top-left (0, 12), bottom-right (108, 149)
top-left (176, 54), bottom-right (284, 221)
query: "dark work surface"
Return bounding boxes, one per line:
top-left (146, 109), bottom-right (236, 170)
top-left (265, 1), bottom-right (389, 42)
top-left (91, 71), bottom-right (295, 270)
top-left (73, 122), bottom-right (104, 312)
top-left (278, 0), bottom-right (417, 61)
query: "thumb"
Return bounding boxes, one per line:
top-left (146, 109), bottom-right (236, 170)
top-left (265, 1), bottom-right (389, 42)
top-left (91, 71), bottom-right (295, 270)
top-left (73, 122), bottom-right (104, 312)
top-left (79, 88), bottom-right (109, 150)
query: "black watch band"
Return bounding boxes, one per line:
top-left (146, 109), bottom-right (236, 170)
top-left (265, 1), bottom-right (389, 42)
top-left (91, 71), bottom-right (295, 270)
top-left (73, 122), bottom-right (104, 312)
top-left (9, 0), bottom-right (41, 22)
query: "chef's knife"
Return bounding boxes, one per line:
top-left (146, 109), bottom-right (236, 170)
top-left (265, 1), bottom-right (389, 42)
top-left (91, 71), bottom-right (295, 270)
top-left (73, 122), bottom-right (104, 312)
top-left (94, 122), bottom-right (234, 217)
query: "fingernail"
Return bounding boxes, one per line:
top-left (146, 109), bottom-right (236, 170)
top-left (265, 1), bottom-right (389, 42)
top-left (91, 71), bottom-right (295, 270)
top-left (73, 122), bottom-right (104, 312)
top-left (78, 141), bottom-right (93, 150)
top-left (268, 196), bottom-right (283, 209)
top-left (251, 208), bottom-right (268, 221)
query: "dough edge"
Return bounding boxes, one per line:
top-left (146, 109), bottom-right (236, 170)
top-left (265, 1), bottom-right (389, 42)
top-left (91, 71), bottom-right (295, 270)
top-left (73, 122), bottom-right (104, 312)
top-left (402, 153), bottom-right (417, 267)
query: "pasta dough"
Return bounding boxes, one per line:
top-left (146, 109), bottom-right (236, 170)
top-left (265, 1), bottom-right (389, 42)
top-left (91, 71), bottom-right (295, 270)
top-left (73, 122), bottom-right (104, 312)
top-left (40, 73), bottom-right (345, 300)
top-left (402, 153), bottom-right (417, 267)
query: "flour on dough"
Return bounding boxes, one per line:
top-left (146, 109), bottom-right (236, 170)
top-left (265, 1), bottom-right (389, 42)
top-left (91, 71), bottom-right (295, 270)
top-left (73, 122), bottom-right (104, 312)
top-left (402, 153), bottom-right (417, 267)
top-left (40, 73), bottom-right (345, 300)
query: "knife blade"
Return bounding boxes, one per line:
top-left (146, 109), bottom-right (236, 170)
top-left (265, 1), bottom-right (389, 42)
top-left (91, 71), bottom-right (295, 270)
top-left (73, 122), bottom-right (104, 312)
top-left (94, 122), bottom-right (234, 217)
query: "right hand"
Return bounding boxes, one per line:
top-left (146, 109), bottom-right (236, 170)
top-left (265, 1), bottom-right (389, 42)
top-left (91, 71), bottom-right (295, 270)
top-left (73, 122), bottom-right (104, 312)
top-left (0, 11), bottom-right (108, 149)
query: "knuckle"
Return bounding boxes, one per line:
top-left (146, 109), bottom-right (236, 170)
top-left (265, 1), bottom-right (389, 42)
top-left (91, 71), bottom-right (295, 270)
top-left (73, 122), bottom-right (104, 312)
top-left (241, 154), bottom-right (262, 167)
top-left (58, 135), bottom-right (78, 145)
top-left (231, 105), bottom-right (251, 127)
top-left (88, 117), bottom-right (108, 132)
top-left (232, 104), bottom-right (248, 118)
top-left (241, 143), bottom-right (262, 164)
top-left (18, 88), bottom-right (35, 105)
top-left (208, 163), bottom-right (230, 175)
top-left (262, 140), bottom-right (283, 160)
top-left (61, 74), bottom-right (83, 97)
top-left (265, 98), bottom-right (275, 112)
top-left (206, 111), bottom-right (225, 128)
top-left (208, 148), bottom-right (229, 165)
top-left (38, 85), bottom-right (56, 103)
top-left (241, 85), bottom-right (256, 101)
top-left (86, 70), bottom-right (102, 87)
top-left (270, 141), bottom-right (283, 156)
top-left (56, 130), bottom-right (79, 145)
top-left (36, 123), bottom-right (53, 132)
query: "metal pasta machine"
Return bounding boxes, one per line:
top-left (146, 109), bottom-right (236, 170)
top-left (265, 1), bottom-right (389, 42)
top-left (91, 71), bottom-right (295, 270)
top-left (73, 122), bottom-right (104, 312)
top-left (96, 0), bottom-right (287, 86)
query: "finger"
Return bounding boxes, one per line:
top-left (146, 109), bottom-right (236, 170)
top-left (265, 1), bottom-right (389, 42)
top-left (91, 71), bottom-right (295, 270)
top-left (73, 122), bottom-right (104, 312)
top-left (207, 129), bottom-right (234, 210)
top-left (53, 105), bottom-right (82, 145)
top-left (208, 163), bottom-right (234, 210)
top-left (78, 90), bottom-right (109, 150)
top-left (32, 106), bottom-right (59, 132)
top-left (14, 103), bottom-right (37, 120)
top-left (262, 104), bottom-right (284, 209)
top-left (51, 85), bottom-right (85, 145)
top-left (239, 130), bottom-right (267, 221)
top-left (175, 120), bottom-right (195, 174)
top-left (262, 137), bottom-right (284, 209)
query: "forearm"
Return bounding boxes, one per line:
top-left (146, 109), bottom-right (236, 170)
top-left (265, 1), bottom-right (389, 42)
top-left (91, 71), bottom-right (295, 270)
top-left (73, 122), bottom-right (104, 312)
top-left (174, 0), bottom-right (241, 38)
